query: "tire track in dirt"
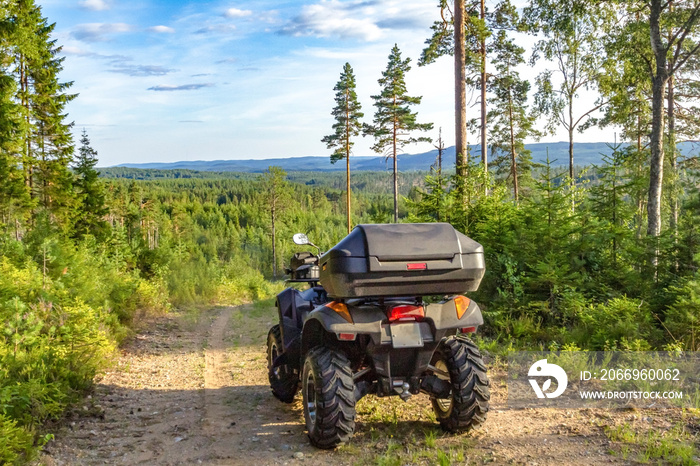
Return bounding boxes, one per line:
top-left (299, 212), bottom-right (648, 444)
top-left (42, 306), bottom-right (327, 465)
top-left (198, 305), bottom-right (328, 465)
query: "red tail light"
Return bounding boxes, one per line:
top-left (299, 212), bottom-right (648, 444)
top-left (407, 263), bottom-right (427, 270)
top-left (388, 305), bottom-right (425, 322)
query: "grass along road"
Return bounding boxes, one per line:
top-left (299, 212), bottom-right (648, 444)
top-left (42, 300), bottom-right (699, 465)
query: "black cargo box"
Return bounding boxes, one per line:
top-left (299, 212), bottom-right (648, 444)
top-left (319, 223), bottom-right (485, 298)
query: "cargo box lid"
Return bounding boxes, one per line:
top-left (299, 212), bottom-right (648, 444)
top-left (362, 223), bottom-right (462, 261)
top-left (325, 223), bottom-right (482, 267)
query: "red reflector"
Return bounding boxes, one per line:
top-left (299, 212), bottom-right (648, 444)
top-left (461, 326), bottom-right (476, 333)
top-left (407, 263), bottom-right (427, 270)
top-left (388, 305), bottom-right (425, 322)
top-left (338, 333), bottom-right (356, 341)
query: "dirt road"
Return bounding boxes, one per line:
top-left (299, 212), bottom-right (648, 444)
top-left (43, 303), bottom-right (698, 465)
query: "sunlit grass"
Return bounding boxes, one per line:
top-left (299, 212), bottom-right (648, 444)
top-left (605, 421), bottom-right (698, 465)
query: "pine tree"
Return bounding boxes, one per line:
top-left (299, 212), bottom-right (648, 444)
top-left (321, 63), bottom-right (363, 234)
top-left (366, 45), bottom-right (433, 222)
top-left (73, 130), bottom-right (108, 239)
top-left (488, 30), bottom-right (539, 202)
top-left (420, 0), bottom-right (490, 178)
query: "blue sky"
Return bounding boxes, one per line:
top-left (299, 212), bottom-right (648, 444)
top-left (42, 0), bottom-right (611, 166)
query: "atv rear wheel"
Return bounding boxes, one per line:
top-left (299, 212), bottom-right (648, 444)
top-left (302, 346), bottom-right (356, 449)
top-left (267, 325), bottom-right (298, 403)
top-left (430, 334), bottom-right (490, 432)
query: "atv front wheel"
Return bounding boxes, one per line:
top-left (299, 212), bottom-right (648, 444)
top-left (267, 325), bottom-right (299, 403)
top-left (430, 334), bottom-right (490, 432)
top-left (302, 346), bottom-right (356, 449)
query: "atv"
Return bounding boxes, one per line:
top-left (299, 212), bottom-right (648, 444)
top-left (267, 223), bottom-right (490, 449)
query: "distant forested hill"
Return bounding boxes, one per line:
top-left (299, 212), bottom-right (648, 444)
top-left (98, 168), bottom-right (431, 196)
top-left (111, 141), bottom-right (699, 173)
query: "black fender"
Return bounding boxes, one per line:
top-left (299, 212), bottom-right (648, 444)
top-left (424, 297), bottom-right (483, 330)
top-left (300, 303), bottom-right (385, 358)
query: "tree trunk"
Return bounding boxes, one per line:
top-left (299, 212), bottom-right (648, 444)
top-left (569, 116), bottom-right (575, 212)
top-left (454, 0), bottom-right (467, 177)
top-left (393, 121), bottom-right (398, 223)
top-left (668, 73), bottom-right (679, 272)
top-left (508, 91), bottom-right (518, 202)
top-left (568, 99), bottom-right (574, 181)
top-left (635, 114), bottom-right (644, 240)
top-left (647, 0), bottom-right (668, 241)
top-left (345, 95), bottom-right (352, 234)
top-left (272, 205), bottom-right (277, 279)
top-left (20, 58), bottom-right (33, 199)
top-left (346, 150), bottom-right (351, 234)
top-left (647, 76), bottom-right (666, 239)
top-left (480, 0), bottom-right (487, 186)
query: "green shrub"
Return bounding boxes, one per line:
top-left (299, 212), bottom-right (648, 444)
top-left (574, 297), bottom-right (659, 350)
top-left (664, 278), bottom-right (700, 351)
top-left (215, 269), bottom-right (282, 304)
top-left (0, 237), bottom-right (133, 460)
top-left (0, 415), bottom-right (35, 465)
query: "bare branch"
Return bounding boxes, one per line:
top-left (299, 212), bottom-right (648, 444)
top-left (573, 100), bottom-right (609, 128)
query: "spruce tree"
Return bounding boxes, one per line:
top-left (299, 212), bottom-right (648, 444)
top-left (10, 0), bottom-right (41, 201)
top-left (366, 45), bottom-right (433, 222)
top-left (3, 0), bottom-right (76, 230)
top-left (29, 9), bottom-right (76, 228)
top-left (520, 158), bottom-right (579, 315)
top-left (0, 40), bottom-right (29, 236)
top-left (73, 130), bottom-right (108, 239)
top-left (322, 63), bottom-right (363, 234)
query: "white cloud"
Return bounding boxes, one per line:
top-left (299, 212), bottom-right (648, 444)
top-left (78, 0), bottom-right (110, 11)
top-left (109, 64), bottom-right (176, 76)
top-left (279, 0), bottom-right (433, 42)
top-left (148, 25), bottom-right (175, 34)
top-left (194, 24), bottom-right (237, 34)
top-left (72, 23), bottom-right (133, 42)
top-left (61, 46), bottom-right (132, 64)
top-left (281, 1), bottom-right (381, 41)
top-left (224, 8), bottom-right (253, 18)
top-left (148, 83), bottom-right (215, 91)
